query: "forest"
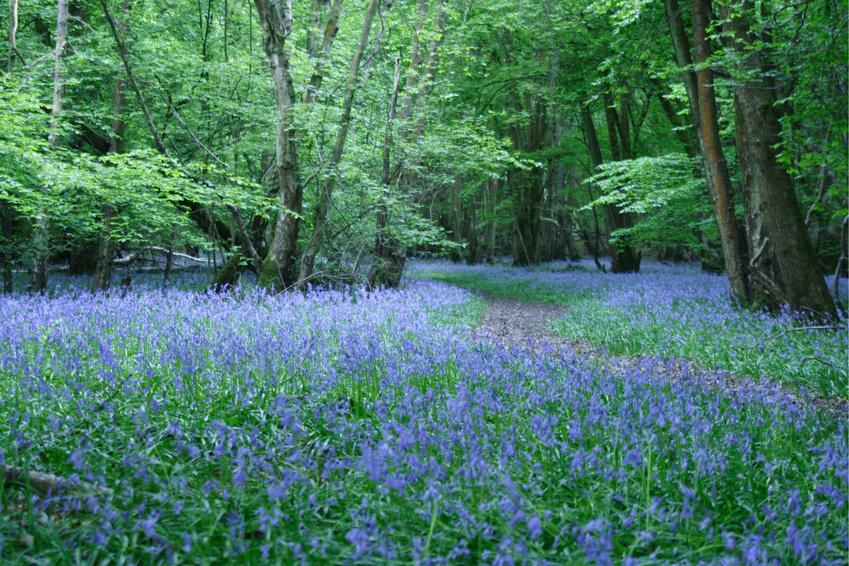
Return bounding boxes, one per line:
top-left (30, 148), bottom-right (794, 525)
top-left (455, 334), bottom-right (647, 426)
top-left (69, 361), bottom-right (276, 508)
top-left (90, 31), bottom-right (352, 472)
top-left (0, 0), bottom-right (847, 563)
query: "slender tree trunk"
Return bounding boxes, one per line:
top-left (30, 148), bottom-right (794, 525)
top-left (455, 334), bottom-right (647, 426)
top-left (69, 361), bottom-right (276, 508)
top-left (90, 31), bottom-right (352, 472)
top-left (487, 178), bottom-right (499, 261)
top-left (687, 0), bottom-right (750, 301)
top-left (721, 1), bottom-right (836, 317)
top-left (2, 0), bottom-right (18, 293)
top-left (92, 2), bottom-right (130, 292)
top-left (466, 201), bottom-right (479, 264)
top-left (512, 88), bottom-right (547, 267)
top-left (31, 0), bottom-right (70, 293)
top-left (596, 94), bottom-right (640, 273)
top-left (368, 56), bottom-right (405, 289)
top-left (297, 0), bottom-right (379, 287)
top-left (834, 216), bottom-right (847, 301)
top-left (450, 179), bottom-right (464, 262)
top-left (367, 0), bottom-right (445, 284)
top-left (304, 0), bottom-right (344, 104)
top-left (163, 225), bottom-right (176, 285)
top-left (580, 105), bottom-right (607, 272)
top-left (6, 0), bottom-right (17, 74)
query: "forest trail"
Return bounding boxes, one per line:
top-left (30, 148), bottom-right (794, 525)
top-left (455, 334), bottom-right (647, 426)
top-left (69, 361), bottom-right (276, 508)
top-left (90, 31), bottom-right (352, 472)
top-left (471, 292), bottom-right (847, 418)
top-left (473, 295), bottom-right (581, 355)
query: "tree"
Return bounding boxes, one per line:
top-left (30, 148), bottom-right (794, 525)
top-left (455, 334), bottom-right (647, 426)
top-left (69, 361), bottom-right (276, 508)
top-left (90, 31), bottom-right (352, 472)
top-left (720, 0), bottom-right (836, 317)
top-left (662, 0), bottom-right (749, 300)
top-left (253, 0), bottom-right (303, 290)
top-left (297, 0), bottom-right (379, 287)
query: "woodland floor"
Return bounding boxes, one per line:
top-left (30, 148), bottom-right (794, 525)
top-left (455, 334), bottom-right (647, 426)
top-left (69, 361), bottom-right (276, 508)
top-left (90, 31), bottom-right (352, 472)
top-left (471, 291), bottom-right (848, 418)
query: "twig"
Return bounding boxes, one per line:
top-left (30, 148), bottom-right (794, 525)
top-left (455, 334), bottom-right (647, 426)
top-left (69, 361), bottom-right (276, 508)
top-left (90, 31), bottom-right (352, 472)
top-left (799, 356), bottom-right (846, 372)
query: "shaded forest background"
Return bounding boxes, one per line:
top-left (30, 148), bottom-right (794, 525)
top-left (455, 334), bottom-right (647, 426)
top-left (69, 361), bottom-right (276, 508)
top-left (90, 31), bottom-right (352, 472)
top-left (0, 0), bottom-right (846, 316)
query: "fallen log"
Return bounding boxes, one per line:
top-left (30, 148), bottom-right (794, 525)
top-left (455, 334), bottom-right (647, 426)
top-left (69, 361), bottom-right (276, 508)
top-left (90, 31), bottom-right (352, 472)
top-left (2, 465), bottom-right (112, 496)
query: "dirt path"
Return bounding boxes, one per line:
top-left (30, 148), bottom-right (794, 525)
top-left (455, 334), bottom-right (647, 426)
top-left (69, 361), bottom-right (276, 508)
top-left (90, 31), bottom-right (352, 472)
top-left (473, 296), bottom-right (578, 354)
top-left (471, 293), bottom-right (847, 418)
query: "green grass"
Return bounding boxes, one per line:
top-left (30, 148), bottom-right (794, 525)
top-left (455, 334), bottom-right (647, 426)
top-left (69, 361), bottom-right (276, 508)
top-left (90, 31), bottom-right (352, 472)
top-left (418, 268), bottom-right (848, 398)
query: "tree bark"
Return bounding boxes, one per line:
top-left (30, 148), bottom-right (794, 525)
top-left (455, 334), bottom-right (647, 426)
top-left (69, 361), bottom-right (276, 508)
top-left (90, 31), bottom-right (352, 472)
top-left (687, 0), bottom-right (750, 301)
top-left (368, 55), bottom-right (405, 289)
top-left (92, 1), bottom-right (130, 293)
top-left (163, 225), bottom-right (176, 285)
top-left (31, 0), bottom-right (70, 293)
top-left (722, 1), bottom-right (836, 317)
top-left (600, 93), bottom-right (640, 273)
top-left (367, 0), bottom-right (445, 284)
top-left (297, 0), bottom-right (379, 287)
top-left (2, 0), bottom-right (18, 293)
top-left (6, 0), bottom-right (18, 74)
top-left (253, 0), bottom-right (303, 290)
top-left (304, 0), bottom-right (344, 104)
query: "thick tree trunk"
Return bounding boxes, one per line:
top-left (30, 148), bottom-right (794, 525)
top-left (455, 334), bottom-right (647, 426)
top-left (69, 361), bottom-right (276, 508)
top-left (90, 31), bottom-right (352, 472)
top-left (722, 2), bottom-right (836, 317)
top-left (253, 0), bottom-right (303, 291)
top-left (297, 0), bottom-right (379, 287)
top-left (688, 0), bottom-right (750, 301)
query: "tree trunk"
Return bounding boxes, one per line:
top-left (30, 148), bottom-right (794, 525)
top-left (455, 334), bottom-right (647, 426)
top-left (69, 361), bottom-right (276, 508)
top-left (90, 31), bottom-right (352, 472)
top-left (91, 208), bottom-right (115, 291)
top-left (2, 0), bottom-right (18, 293)
top-left (580, 105), bottom-right (607, 272)
top-left (163, 226), bottom-right (176, 285)
top-left (31, 0), bottom-right (70, 293)
top-left (722, 1), bottom-right (836, 317)
top-left (6, 0), bottom-right (18, 74)
top-left (833, 216), bottom-right (847, 301)
top-left (369, 56), bottom-right (405, 289)
top-left (297, 0), bottom-right (379, 287)
top-left (598, 94), bottom-right (640, 273)
top-left (304, 0), bottom-right (344, 104)
top-left (687, 0), bottom-right (750, 301)
top-left (450, 180), bottom-right (464, 262)
top-left (253, 0), bottom-right (303, 291)
top-left (92, 2), bottom-right (129, 293)
top-left (368, 0), bottom-right (445, 284)
top-left (512, 89), bottom-right (547, 267)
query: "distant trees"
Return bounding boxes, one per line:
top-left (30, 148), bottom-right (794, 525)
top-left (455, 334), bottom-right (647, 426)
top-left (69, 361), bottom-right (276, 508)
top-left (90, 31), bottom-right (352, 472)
top-left (0, 0), bottom-right (844, 317)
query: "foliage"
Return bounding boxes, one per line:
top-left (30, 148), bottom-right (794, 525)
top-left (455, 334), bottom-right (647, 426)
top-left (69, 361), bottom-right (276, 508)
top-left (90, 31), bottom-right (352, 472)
top-left (584, 153), bottom-right (713, 250)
